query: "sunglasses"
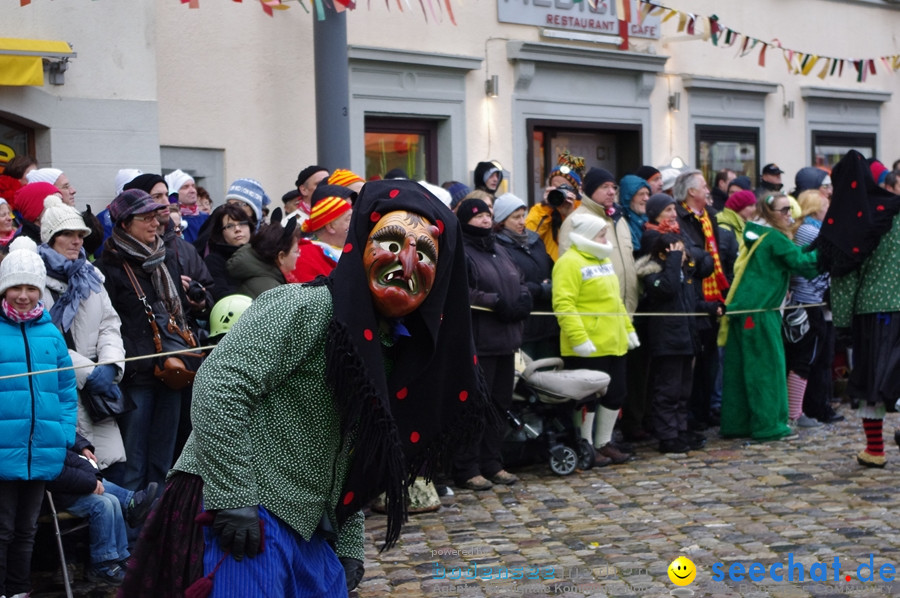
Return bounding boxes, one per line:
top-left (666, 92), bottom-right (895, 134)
top-left (776, 206), bottom-right (792, 215)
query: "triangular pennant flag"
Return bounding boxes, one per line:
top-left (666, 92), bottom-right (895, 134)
top-left (801, 55), bottom-right (818, 76)
top-left (758, 42), bottom-right (768, 67)
top-left (830, 58), bottom-right (839, 77)
top-left (818, 57), bottom-right (831, 80)
top-left (677, 11), bottom-right (687, 32)
top-left (687, 15), bottom-right (696, 35)
top-left (662, 8), bottom-right (678, 23)
top-left (869, 59), bottom-right (876, 75)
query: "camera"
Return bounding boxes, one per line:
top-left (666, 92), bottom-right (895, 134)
top-left (186, 280), bottom-right (206, 303)
top-left (547, 184), bottom-right (575, 207)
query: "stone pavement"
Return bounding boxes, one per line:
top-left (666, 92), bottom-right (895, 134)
top-left (356, 406), bottom-right (900, 598)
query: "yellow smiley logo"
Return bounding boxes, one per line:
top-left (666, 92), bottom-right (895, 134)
top-left (668, 556), bottom-right (696, 586)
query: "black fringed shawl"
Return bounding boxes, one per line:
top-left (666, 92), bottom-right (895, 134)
top-left (323, 179), bottom-right (487, 550)
top-left (811, 150), bottom-right (900, 277)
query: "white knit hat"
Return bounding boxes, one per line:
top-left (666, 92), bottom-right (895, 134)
top-left (0, 237), bottom-right (46, 297)
top-left (26, 167), bottom-right (63, 186)
top-left (164, 169), bottom-right (194, 195)
top-left (40, 196), bottom-right (92, 245)
top-left (115, 168), bottom-right (143, 195)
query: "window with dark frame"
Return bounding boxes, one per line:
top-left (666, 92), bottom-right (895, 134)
top-left (696, 125), bottom-right (759, 188)
top-left (364, 117), bottom-right (438, 182)
top-left (0, 116), bottom-right (34, 171)
top-left (811, 131), bottom-right (877, 172)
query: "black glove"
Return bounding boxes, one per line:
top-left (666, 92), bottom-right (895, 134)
top-left (340, 557), bottom-right (365, 591)
top-left (212, 506), bottom-right (260, 561)
top-left (495, 290), bottom-right (532, 322)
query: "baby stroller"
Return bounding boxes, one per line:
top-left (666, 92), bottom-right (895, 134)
top-left (503, 351), bottom-right (610, 476)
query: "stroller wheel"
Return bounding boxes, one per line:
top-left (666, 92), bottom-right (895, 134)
top-left (549, 445), bottom-right (578, 476)
top-left (577, 439), bottom-right (596, 471)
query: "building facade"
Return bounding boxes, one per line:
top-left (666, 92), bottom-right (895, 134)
top-left (1, 0), bottom-right (898, 210)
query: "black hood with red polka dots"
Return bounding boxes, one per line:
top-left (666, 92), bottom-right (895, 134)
top-left (323, 178), bottom-right (487, 550)
top-left (812, 150), bottom-right (900, 277)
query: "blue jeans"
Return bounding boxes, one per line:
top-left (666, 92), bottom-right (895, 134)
top-left (66, 481), bottom-right (132, 564)
top-left (105, 381), bottom-right (182, 490)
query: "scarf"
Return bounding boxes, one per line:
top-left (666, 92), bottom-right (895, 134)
top-left (179, 204), bottom-right (200, 217)
top-left (621, 204), bottom-right (648, 251)
top-left (502, 228), bottom-right (530, 247)
top-left (38, 245), bottom-right (103, 332)
top-left (803, 215), bottom-right (822, 230)
top-left (681, 202), bottom-right (729, 302)
top-left (644, 220), bottom-right (681, 235)
top-left (811, 150), bottom-right (900, 277)
top-left (324, 179), bottom-right (488, 550)
top-left (2, 299), bottom-right (44, 323)
top-left (110, 226), bottom-right (185, 325)
top-left (0, 228), bottom-right (15, 247)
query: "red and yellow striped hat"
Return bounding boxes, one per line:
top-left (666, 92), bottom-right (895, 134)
top-left (301, 196), bottom-right (352, 233)
top-left (327, 169), bottom-right (365, 188)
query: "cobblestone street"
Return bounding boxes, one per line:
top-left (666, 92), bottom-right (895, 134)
top-left (357, 406), bottom-right (900, 598)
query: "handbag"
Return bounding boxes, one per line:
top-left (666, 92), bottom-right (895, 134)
top-left (782, 303), bottom-right (810, 344)
top-left (123, 262), bottom-right (207, 390)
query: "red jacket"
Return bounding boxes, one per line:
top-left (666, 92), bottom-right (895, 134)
top-left (292, 238), bottom-right (337, 283)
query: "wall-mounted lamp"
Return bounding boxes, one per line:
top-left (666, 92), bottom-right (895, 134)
top-left (485, 75), bottom-right (499, 98)
top-left (667, 92), bottom-right (681, 112)
top-left (783, 100), bottom-right (795, 119)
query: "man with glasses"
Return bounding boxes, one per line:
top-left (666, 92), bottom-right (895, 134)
top-left (26, 167), bottom-right (77, 206)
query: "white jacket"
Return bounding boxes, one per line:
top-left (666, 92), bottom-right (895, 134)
top-left (44, 266), bottom-right (127, 470)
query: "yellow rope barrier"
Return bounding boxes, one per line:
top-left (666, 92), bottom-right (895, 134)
top-left (1, 302), bottom-right (826, 381)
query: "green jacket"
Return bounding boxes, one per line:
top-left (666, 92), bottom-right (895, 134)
top-left (716, 208), bottom-right (746, 252)
top-left (225, 243), bottom-right (286, 299)
top-left (173, 284), bottom-right (364, 560)
top-left (832, 213), bottom-right (900, 327)
top-left (728, 221), bottom-right (820, 314)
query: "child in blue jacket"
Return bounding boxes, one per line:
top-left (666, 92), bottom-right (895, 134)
top-left (0, 236), bottom-right (77, 598)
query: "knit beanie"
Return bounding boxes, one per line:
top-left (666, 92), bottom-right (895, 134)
top-left (725, 190), bottom-right (757, 212)
top-left (418, 181), bottom-right (452, 208)
top-left (567, 212), bottom-right (612, 259)
top-left (115, 168), bottom-right (143, 195)
top-left (40, 196), bottom-right (92, 244)
top-left (295, 165), bottom-right (328, 188)
top-left (456, 198), bottom-right (492, 225)
top-left (301, 196), bottom-right (352, 233)
top-left (443, 182), bottom-right (470, 210)
top-left (729, 175), bottom-right (752, 191)
top-left (492, 193), bottom-right (526, 224)
top-left (164, 169), bottom-right (194, 195)
top-left (124, 173), bottom-right (167, 195)
top-left (26, 167), bottom-right (63, 186)
top-left (0, 175), bottom-right (22, 202)
top-left (619, 174), bottom-right (650, 207)
top-left (869, 159), bottom-right (889, 187)
top-left (645, 193), bottom-right (676, 222)
top-left (14, 182), bottom-right (62, 224)
top-left (548, 151), bottom-right (586, 195)
top-left (0, 236), bottom-right (46, 296)
top-left (327, 169), bottom-right (365, 188)
top-left (635, 166), bottom-right (660, 182)
top-left (225, 178), bottom-right (267, 225)
top-left (582, 167), bottom-right (616, 199)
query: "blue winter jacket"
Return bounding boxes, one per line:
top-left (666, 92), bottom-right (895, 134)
top-left (0, 309), bottom-right (77, 481)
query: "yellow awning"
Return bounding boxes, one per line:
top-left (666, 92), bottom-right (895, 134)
top-left (0, 38), bottom-right (74, 86)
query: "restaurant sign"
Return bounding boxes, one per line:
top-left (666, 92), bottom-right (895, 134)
top-left (498, 0), bottom-right (661, 39)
